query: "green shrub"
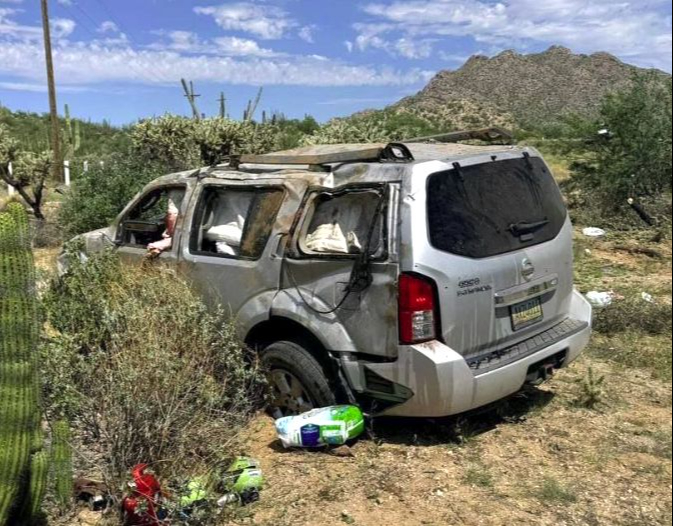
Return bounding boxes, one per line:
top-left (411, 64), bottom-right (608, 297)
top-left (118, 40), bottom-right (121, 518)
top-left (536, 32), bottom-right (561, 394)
top-left (563, 73), bottom-right (672, 219)
top-left (130, 115), bottom-right (282, 171)
top-left (593, 294), bottom-right (672, 336)
top-left (43, 247), bottom-right (265, 489)
top-left (58, 155), bottom-right (165, 238)
top-left (574, 368), bottom-right (606, 410)
top-left (302, 109), bottom-right (441, 146)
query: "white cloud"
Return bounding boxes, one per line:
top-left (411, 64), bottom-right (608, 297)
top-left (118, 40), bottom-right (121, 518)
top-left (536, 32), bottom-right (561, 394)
top-left (0, 81), bottom-right (89, 93)
top-left (213, 36), bottom-right (279, 57)
top-left (52, 18), bottom-right (76, 38)
top-left (298, 25), bottom-right (316, 44)
top-left (194, 3), bottom-right (296, 40)
top-left (98, 21), bottom-right (119, 34)
top-left (357, 0), bottom-right (672, 70)
top-left (0, 7), bottom-right (433, 89)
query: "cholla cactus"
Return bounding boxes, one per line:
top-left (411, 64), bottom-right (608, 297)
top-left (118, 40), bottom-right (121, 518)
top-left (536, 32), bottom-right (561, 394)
top-left (0, 203), bottom-right (45, 524)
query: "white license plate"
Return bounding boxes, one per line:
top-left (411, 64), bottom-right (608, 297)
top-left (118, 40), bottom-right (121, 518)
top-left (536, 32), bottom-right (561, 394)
top-left (511, 297), bottom-right (543, 331)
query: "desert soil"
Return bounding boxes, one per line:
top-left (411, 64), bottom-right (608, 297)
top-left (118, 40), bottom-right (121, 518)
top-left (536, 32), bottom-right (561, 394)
top-left (224, 234), bottom-right (673, 526)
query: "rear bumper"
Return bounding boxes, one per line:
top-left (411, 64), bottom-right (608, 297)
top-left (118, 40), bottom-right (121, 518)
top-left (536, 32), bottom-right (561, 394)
top-left (366, 290), bottom-right (592, 418)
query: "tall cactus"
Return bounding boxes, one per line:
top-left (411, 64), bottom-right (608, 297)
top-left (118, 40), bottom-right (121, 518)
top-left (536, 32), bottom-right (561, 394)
top-left (52, 420), bottom-right (73, 511)
top-left (63, 104), bottom-right (81, 159)
top-left (0, 203), bottom-right (45, 525)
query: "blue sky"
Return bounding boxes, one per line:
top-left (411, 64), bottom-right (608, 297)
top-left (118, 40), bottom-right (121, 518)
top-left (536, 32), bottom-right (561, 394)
top-left (1, 0), bottom-right (671, 125)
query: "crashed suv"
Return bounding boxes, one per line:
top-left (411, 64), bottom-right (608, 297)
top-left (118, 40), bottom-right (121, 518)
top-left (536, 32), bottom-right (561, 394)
top-left (72, 138), bottom-right (592, 418)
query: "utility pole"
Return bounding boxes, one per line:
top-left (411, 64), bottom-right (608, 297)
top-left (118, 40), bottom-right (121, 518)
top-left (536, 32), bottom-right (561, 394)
top-left (218, 92), bottom-right (227, 119)
top-left (181, 79), bottom-right (201, 120)
top-left (40, 0), bottom-right (63, 181)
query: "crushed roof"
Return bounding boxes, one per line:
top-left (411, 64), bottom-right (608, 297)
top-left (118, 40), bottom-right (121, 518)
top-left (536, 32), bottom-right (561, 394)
top-left (160, 142), bottom-right (531, 189)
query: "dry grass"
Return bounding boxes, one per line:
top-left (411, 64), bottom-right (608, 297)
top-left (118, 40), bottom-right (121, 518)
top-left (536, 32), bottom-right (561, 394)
top-left (220, 225), bottom-right (672, 526)
top-left (31, 187), bottom-right (673, 526)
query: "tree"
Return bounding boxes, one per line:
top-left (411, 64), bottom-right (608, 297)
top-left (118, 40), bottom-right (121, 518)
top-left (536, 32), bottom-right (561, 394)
top-left (0, 124), bottom-right (51, 220)
top-left (130, 115), bottom-right (282, 171)
top-left (567, 73), bottom-right (672, 202)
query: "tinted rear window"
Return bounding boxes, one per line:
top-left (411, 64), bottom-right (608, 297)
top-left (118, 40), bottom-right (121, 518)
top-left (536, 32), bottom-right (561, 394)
top-left (427, 157), bottom-right (567, 259)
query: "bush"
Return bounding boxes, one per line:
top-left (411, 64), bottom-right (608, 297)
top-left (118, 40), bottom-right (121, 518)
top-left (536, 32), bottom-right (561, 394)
top-left (130, 116), bottom-right (282, 171)
top-left (302, 109), bottom-right (441, 146)
top-left (58, 155), bottom-right (165, 238)
top-left (563, 73), bottom-right (672, 218)
top-left (593, 294), bottom-right (672, 336)
top-left (42, 246), bottom-right (265, 490)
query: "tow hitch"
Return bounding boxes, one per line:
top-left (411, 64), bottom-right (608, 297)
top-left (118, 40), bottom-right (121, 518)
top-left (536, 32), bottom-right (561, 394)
top-left (525, 350), bottom-right (567, 386)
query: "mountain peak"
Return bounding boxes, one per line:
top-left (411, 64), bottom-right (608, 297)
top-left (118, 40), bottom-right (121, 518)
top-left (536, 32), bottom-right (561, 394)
top-left (396, 46), bottom-right (670, 127)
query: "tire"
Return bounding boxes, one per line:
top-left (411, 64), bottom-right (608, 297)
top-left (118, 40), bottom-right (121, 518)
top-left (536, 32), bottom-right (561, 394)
top-left (261, 341), bottom-right (336, 418)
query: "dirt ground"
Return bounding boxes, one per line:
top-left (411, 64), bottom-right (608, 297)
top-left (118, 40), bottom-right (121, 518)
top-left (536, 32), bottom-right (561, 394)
top-left (34, 229), bottom-right (672, 526)
top-left (221, 233), bottom-right (673, 526)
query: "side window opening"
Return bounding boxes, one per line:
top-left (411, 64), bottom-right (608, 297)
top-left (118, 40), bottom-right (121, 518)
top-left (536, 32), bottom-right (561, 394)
top-left (120, 187), bottom-right (186, 248)
top-left (191, 186), bottom-right (284, 259)
top-left (299, 189), bottom-right (385, 257)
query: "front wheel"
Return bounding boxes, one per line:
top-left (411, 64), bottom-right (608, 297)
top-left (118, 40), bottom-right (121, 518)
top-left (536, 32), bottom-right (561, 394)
top-left (261, 341), bottom-right (336, 419)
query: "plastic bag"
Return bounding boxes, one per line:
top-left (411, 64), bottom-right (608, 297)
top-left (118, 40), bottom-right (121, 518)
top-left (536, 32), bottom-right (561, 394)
top-left (275, 406), bottom-right (365, 449)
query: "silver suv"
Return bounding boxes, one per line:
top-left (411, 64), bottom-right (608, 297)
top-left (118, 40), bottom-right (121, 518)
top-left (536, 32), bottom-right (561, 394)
top-left (74, 140), bottom-right (592, 418)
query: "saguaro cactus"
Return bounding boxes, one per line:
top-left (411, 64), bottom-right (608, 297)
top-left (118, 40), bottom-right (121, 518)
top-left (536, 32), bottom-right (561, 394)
top-left (63, 104), bottom-right (82, 159)
top-left (0, 203), bottom-right (45, 525)
top-left (52, 421), bottom-right (73, 511)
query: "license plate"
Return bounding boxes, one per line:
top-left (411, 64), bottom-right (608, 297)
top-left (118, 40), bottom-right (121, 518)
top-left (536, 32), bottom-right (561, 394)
top-left (511, 297), bottom-right (543, 331)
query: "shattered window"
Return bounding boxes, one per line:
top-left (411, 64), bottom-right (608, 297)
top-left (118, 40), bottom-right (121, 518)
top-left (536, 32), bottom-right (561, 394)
top-left (190, 186), bottom-right (284, 259)
top-left (120, 186), bottom-right (186, 247)
top-left (299, 189), bottom-right (385, 257)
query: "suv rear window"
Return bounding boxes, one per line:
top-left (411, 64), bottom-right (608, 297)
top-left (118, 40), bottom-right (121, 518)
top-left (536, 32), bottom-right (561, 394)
top-left (427, 156), bottom-right (567, 259)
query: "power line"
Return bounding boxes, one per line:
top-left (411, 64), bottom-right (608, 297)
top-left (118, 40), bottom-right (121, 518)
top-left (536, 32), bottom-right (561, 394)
top-left (59, 2), bottom-right (168, 86)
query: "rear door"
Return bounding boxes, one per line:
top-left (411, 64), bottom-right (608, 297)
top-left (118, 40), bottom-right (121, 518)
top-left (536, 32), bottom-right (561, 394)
top-left (405, 152), bottom-right (574, 360)
top-left (280, 184), bottom-right (400, 357)
top-left (179, 178), bottom-right (304, 325)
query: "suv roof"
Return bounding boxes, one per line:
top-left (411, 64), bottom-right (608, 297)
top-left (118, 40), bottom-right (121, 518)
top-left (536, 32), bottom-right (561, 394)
top-left (156, 142), bottom-right (528, 189)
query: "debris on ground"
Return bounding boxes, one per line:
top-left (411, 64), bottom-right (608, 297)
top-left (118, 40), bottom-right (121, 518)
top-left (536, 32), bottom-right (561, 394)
top-left (586, 291), bottom-right (617, 307)
top-left (121, 464), bottom-right (168, 525)
top-left (582, 227), bottom-right (607, 238)
top-left (275, 406), bottom-right (366, 449)
top-left (219, 457), bottom-right (265, 506)
top-left (74, 478), bottom-right (111, 512)
top-left (641, 292), bottom-right (656, 304)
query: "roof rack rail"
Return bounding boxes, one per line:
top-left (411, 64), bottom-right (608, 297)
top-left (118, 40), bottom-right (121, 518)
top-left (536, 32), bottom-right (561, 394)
top-left (405, 127), bottom-right (514, 145)
top-left (235, 142), bottom-right (414, 168)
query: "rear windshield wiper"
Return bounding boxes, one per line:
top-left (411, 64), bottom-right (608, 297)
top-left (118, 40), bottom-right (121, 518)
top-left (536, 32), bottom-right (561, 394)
top-left (508, 218), bottom-right (549, 237)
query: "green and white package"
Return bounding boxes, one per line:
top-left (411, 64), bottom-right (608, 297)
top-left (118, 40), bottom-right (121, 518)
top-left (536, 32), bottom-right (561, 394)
top-left (275, 406), bottom-right (366, 448)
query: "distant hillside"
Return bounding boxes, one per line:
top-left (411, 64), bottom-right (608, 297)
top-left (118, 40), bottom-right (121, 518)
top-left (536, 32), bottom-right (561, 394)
top-left (395, 46), bottom-right (671, 130)
top-left (0, 104), bottom-right (130, 157)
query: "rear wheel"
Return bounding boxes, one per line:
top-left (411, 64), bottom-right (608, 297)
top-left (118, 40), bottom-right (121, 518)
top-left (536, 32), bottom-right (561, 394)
top-left (261, 341), bottom-right (336, 419)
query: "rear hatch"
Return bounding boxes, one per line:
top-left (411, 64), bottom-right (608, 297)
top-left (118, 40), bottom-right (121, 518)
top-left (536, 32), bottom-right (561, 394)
top-left (407, 153), bottom-right (574, 360)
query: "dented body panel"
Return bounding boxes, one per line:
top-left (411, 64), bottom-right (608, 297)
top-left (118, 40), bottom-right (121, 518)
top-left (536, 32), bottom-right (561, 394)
top-left (73, 142), bottom-right (592, 418)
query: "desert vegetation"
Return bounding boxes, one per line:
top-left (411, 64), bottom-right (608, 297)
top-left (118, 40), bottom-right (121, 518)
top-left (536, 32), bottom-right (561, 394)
top-left (0, 68), bottom-right (671, 525)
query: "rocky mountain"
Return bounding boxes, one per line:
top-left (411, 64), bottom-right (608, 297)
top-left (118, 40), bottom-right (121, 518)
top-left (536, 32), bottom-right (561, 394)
top-left (395, 46), bottom-right (671, 129)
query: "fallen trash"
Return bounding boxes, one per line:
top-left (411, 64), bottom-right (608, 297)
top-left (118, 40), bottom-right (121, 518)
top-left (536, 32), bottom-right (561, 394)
top-left (586, 291), bottom-right (615, 308)
top-left (179, 477), bottom-right (210, 509)
top-left (641, 292), bottom-right (655, 304)
top-left (582, 227), bottom-right (606, 238)
top-left (275, 405), bottom-right (366, 449)
top-left (74, 478), bottom-right (111, 511)
top-left (219, 457), bottom-right (264, 506)
top-left (121, 464), bottom-right (167, 526)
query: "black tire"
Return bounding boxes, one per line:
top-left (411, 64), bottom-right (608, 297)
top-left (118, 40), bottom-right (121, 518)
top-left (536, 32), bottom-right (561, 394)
top-left (262, 341), bottom-right (336, 418)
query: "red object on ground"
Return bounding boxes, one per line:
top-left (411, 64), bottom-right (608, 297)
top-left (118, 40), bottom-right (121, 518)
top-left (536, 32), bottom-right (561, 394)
top-left (121, 464), bottom-right (164, 526)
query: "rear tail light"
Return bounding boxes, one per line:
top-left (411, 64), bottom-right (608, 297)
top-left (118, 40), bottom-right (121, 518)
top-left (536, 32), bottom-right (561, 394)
top-left (398, 273), bottom-right (438, 344)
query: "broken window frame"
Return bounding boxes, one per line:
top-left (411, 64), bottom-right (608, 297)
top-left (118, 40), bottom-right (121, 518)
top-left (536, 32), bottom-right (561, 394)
top-left (289, 183), bottom-right (390, 261)
top-left (188, 184), bottom-right (286, 261)
top-left (117, 184), bottom-right (187, 249)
